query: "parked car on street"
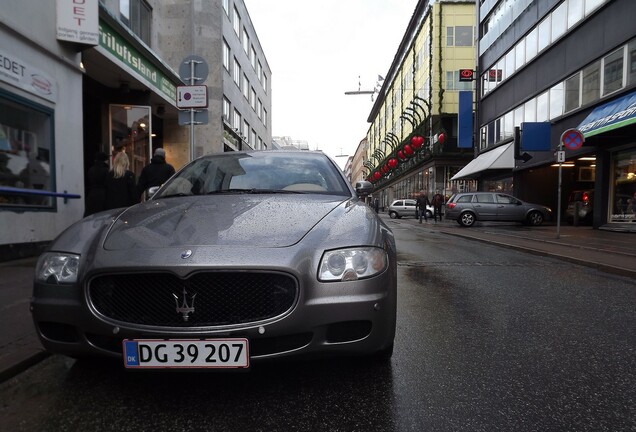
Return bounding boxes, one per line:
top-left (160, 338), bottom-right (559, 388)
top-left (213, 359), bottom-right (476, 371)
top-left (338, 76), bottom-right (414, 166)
top-left (565, 190), bottom-right (594, 224)
top-left (31, 151), bottom-right (397, 369)
top-left (445, 192), bottom-right (552, 227)
top-left (388, 199), bottom-right (433, 219)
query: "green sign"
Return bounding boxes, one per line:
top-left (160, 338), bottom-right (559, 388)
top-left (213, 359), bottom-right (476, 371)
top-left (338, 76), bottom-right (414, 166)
top-left (98, 21), bottom-right (177, 102)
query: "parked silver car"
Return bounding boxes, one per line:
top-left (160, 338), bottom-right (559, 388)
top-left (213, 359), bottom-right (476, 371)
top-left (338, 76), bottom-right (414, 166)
top-left (445, 192), bottom-right (552, 227)
top-left (388, 199), bottom-right (433, 219)
top-left (32, 151), bottom-right (397, 369)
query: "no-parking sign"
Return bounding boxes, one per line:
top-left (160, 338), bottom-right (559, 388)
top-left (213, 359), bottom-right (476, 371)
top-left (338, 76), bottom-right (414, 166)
top-left (560, 128), bottom-right (585, 150)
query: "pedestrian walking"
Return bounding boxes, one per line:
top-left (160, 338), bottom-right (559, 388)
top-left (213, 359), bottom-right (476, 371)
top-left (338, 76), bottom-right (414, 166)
top-left (137, 148), bottom-right (175, 200)
top-left (432, 190), bottom-right (444, 222)
top-left (105, 152), bottom-right (137, 210)
top-left (416, 190), bottom-right (430, 223)
top-left (84, 151), bottom-right (109, 217)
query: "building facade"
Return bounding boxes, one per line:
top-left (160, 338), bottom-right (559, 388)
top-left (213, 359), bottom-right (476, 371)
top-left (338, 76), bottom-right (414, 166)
top-left (0, 0), bottom-right (272, 260)
top-left (467, 0), bottom-right (635, 230)
top-left (364, 0), bottom-right (477, 209)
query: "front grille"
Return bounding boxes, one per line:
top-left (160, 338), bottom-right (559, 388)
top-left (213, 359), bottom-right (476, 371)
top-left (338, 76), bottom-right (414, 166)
top-left (88, 272), bottom-right (297, 327)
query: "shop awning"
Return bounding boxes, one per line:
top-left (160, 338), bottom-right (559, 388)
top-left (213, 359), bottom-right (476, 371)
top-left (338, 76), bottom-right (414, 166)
top-left (451, 143), bottom-right (514, 180)
top-left (577, 90), bottom-right (636, 137)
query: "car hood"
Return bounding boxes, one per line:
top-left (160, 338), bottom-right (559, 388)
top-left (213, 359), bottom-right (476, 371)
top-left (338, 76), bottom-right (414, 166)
top-left (102, 194), bottom-right (349, 250)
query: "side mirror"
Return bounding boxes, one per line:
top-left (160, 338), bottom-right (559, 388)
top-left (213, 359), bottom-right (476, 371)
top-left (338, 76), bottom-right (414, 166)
top-left (355, 181), bottom-right (374, 197)
top-left (145, 186), bottom-right (160, 200)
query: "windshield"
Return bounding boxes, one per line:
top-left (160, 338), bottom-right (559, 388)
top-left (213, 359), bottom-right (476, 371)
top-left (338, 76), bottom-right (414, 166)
top-left (154, 151), bottom-right (351, 199)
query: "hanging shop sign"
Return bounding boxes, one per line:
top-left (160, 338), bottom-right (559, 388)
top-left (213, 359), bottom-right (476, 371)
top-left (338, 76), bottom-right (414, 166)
top-left (56, 0), bottom-right (99, 45)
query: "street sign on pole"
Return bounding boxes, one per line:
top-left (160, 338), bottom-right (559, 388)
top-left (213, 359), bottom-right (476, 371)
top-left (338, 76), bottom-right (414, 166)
top-left (179, 55), bottom-right (209, 161)
top-left (561, 128), bottom-right (585, 150)
top-left (176, 85), bottom-right (208, 109)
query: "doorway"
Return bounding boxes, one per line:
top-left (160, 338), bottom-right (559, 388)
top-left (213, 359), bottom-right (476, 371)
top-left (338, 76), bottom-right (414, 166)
top-left (109, 105), bottom-right (151, 177)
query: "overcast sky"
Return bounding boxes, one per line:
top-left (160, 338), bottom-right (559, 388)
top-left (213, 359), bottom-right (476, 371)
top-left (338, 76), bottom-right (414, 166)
top-left (243, 0), bottom-right (418, 165)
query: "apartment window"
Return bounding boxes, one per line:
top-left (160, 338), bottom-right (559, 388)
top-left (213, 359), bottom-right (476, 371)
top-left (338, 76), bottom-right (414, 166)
top-left (603, 48), bottom-right (624, 95)
top-left (263, 109), bottom-right (267, 127)
top-left (243, 120), bottom-right (249, 140)
top-left (250, 129), bottom-right (256, 148)
top-left (119, 0), bottom-right (152, 44)
top-left (550, 2), bottom-right (567, 42)
top-left (222, 0), bottom-right (229, 16)
top-left (568, 0), bottom-right (584, 29)
top-left (258, 137), bottom-right (263, 150)
top-left (564, 73), bottom-right (581, 112)
top-left (263, 74), bottom-right (268, 93)
top-left (502, 112), bottom-right (514, 140)
top-left (585, 0), bottom-right (605, 14)
top-left (524, 99), bottom-right (536, 123)
top-left (549, 83), bottom-right (564, 119)
top-left (525, 28), bottom-right (538, 62)
top-left (257, 99), bottom-right (263, 119)
top-left (536, 91), bottom-right (549, 122)
top-left (537, 16), bottom-right (551, 52)
top-left (233, 7), bottom-right (240, 36)
top-left (233, 57), bottom-right (241, 87)
top-left (504, 50), bottom-right (515, 80)
top-left (515, 39), bottom-right (525, 70)
top-left (222, 97), bottom-right (230, 121)
top-left (629, 40), bottom-right (636, 86)
top-left (250, 46), bottom-right (256, 69)
top-left (223, 39), bottom-right (230, 72)
top-left (0, 91), bottom-right (54, 209)
top-left (250, 88), bottom-right (256, 110)
top-left (233, 109), bottom-right (241, 130)
top-left (447, 26), bottom-right (473, 47)
top-left (257, 61), bottom-right (263, 81)
top-left (582, 61), bottom-right (600, 105)
top-left (242, 75), bottom-right (249, 99)
top-left (446, 71), bottom-right (472, 90)
top-left (242, 27), bottom-right (249, 54)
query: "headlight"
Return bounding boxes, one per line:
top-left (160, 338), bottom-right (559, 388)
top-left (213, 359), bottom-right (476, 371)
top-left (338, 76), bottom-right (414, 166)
top-left (319, 247), bottom-right (387, 282)
top-left (35, 253), bottom-right (80, 284)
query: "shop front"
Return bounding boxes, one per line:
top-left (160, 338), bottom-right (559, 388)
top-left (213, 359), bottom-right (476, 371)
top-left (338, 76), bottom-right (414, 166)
top-left (81, 11), bottom-right (185, 184)
top-left (577, 90), bottom-right (636, 230)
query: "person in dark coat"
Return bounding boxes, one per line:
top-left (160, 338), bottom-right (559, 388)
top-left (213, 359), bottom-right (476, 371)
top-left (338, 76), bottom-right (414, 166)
top-left (84, 151), bottom-right (109, 217)
top-left (105, 152), bottom-right (137, 210)
top-left (137, 148), bottom-right (175, 200)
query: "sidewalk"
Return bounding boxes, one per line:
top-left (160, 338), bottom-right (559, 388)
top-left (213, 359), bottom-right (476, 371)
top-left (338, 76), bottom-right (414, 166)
top-left (1, 221), bottom-right (634, 382)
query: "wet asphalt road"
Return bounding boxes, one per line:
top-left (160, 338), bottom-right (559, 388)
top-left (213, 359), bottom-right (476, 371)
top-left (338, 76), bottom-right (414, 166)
top-left (1, 221), bottom-right (634, 431)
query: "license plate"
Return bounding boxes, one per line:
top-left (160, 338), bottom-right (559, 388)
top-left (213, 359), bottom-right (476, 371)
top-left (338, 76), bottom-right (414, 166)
top-left (122, 338), bottom-right (249, 369)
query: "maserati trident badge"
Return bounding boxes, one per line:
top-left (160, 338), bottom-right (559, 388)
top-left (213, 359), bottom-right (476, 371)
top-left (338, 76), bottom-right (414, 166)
top-left (173, 288), bottom-right (196, 322)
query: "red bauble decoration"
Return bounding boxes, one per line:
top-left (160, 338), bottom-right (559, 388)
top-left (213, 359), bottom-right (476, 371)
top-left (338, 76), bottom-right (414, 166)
top-left (383, 164), bottom-right (389, 173)
top-left (411, 135), bottom-right (424, 148)
top-left (397, 150), bottom-right (406, 160)
top-left (404, 144), bottom-right (414, 156)
top-left (373, 171), bottom-right (381, 180)
top-left (388, 158), bottom-right (398, 168)
top-left (438, 132), bottom-right (446, 144)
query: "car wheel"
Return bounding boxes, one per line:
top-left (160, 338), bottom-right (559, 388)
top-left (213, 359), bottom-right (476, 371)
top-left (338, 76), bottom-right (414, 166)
top-left (459, 212), bottom-right (476, 227)
top-left (389, 211), bottom-right (397, 219)
top-left (527, 211), bottom-right (544, 226)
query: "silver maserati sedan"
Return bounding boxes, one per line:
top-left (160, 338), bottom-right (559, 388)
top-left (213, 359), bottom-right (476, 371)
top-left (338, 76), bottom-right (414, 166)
top-left (31, 151), bottom-right (397, 369)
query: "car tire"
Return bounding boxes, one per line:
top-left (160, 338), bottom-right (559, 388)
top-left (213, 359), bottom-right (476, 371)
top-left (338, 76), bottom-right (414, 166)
top-left (459, 212), bottom-right (476, 227)
top-left (389, 211), bottom-right (398, 219)
top-left (527, 211), bottom-right (544, 226)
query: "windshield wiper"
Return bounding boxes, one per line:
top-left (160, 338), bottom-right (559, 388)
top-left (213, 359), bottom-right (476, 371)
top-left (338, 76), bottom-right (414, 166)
top-left (207, 188), bottom-right (304, 194)
top-left (155, 192), bottom-right (192, 199)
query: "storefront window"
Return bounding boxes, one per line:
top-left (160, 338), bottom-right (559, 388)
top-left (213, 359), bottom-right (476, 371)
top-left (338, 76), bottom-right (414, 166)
top-left (0, 92), bottom-right (53, 208)
top-left (611, 149), bottom-right (636, 223)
